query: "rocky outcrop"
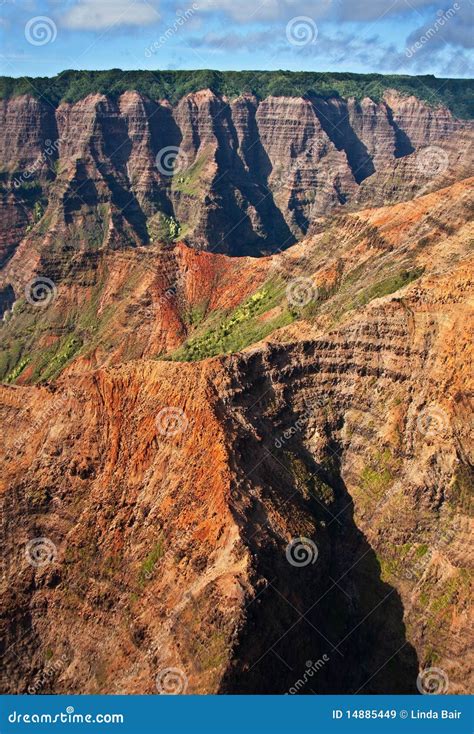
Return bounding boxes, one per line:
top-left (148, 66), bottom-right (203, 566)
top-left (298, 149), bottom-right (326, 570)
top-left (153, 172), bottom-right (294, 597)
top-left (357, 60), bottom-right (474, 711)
top-left (0, 88), bottom-right (472, 268)
top-left (0, 79), bottom-right (472, 696)
top-left (1, 250), bottom-right (471, 693)
top-left (0, 175), bottom-right (472, 694)
top-left (1, 176), bottom-right (471, 384)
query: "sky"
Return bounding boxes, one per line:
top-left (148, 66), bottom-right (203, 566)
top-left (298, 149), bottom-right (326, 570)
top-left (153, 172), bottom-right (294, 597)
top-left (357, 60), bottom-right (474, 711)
top-left (0, 0), bottom-right (473, 79)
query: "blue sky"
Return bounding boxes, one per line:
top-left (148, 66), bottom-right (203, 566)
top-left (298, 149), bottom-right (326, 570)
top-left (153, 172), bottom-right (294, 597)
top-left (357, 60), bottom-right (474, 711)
top-left (1, 0), bottom-right (473, 78)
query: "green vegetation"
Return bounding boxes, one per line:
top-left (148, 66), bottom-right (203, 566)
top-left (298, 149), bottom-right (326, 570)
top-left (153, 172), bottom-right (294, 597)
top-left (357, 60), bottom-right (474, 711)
top-left (192, 630), bottom-right (227, 671)
top-left (33, 201), bottom-right (44, 222)
top-left (450, 464), bottom-right (474, 516)
top-left (172, 150), bottom-right (212, 196)
top-left (359, 448), bottom-right (400, 498)
top-left (0, 333), bottom-right (28, 382)
top-left (420, 569), bottom-right (471, 630)
top-left (147, 213), bottom-right (181, 243)
top-left (138, 539), bottom-right (164, 585)
top-left (5, 355), bottom-right (30, 383)
top-left (38, 334), bottom-right (82, 382)
top-left (183, 302), bottom-right (208, 328)
top-left (1, 70), bottom-right (472, 118)
top-left (378, 542), bottom-right (414, 580)
top-left (288, 454), bottom-right (335, 506)
top-left (423, 647), bottom-right (441, 666)
top-left (168, 279), bottom-right (293, 361)
top-left (354, 268), bottom-right (424, 307)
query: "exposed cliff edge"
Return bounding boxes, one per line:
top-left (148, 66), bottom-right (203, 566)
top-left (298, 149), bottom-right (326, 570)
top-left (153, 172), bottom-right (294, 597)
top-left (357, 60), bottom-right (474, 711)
top-left (0, 176), bottom-right (472, 694)
top-left (0, 72), bottom-right (472, 695)
top-left (1, 85), bottom-right (473, 267)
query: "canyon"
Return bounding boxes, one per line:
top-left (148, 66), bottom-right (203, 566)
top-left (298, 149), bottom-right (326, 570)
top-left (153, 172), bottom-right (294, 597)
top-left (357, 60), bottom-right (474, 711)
top-left (0, 74), bottom-right (473, 695)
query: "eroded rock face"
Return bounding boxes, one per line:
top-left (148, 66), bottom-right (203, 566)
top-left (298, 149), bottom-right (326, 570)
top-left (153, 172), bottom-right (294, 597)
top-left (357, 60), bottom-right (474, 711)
top-left (0, 86), bottom-right (472, 696)
top-left (0, 180), bottom-right (472, 694)
top-left (1, 89), bottom-right (472, 264)
top-left (1, 270), bottom-right (471, 694)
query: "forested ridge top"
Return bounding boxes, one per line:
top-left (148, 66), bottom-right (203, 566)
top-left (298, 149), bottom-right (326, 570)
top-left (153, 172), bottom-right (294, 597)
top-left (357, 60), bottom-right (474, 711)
top-left (1, 69), bottom-right (473, 118)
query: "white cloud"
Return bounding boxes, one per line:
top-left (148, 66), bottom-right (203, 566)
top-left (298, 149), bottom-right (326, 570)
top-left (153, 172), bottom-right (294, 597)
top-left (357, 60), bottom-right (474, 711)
top-left (333, 0), bottom-right (437, 22)
top-left (196, 0), bottom-right (331, 22)
top-left (61, 0), bottom-right (160, 30)
top-left (406, 3), bottom-right (474, 51)
top-left (191, 0), bottom-right (437, 23)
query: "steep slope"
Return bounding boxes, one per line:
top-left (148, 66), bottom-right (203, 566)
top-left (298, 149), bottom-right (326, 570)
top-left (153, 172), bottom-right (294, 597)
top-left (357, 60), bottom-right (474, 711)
top-left (0, 84), bottom-right (472, 271)
top-left (1, 180), bottom-right (472, 695)
top-left (1, 177), bottom-right (472, 385)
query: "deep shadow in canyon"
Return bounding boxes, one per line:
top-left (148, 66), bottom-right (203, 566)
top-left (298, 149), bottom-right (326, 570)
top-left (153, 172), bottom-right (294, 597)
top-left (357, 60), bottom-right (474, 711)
top-left (219, 370), bottom-right (419, 694)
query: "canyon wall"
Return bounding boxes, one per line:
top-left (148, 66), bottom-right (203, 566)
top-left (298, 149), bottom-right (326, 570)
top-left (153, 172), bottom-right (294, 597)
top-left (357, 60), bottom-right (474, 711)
top-left (0, 176), bottom-right (472, 694)
top-left (0, 82), bottom-right (472, 696)
top-left (1, 88), bottom-right (472, 273)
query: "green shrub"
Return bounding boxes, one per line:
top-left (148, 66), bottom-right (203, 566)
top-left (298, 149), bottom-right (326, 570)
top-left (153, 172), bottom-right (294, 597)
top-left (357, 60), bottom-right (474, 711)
top-left (1, 71), bottom-right (472, 118)
top-left (139, 540), bottom-right (164, 585)
top-left (169, 278), bottom-right (292, 361)
top-left (355, 268), bottom-right (424, 307)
